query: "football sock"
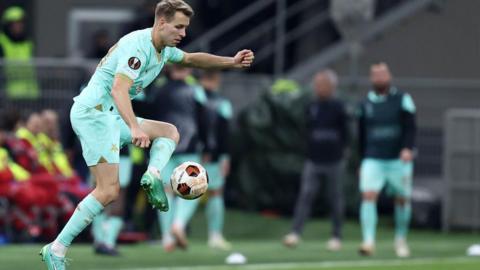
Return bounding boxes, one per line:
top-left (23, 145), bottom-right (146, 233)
top-left (394, 202), bottom-right (411, 240)
top-left (173, 198), bottom-right (200, 230)
top-left (105, 216), bottom-right (124, 248)
top-left (51, 240), bottom-right (68, 257)
top-left (91, 212), bottom-right (106, 245)
top-left (361, 200), bottom-right (377, 245)
top-left (159, 193), bottom-right (175, 240)
top-left (148, 138), bottom-right (176, 176)
top-left (56, 194), bottom-right (104, 248)
top-left (207, 195), bottom-right (224, 234)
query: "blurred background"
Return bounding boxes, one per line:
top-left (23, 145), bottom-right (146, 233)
top-left (0, 0), bottom-right (480, 269)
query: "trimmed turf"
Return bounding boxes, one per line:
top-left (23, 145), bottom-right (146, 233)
top-left (1, 210), bottom-right (479, 270)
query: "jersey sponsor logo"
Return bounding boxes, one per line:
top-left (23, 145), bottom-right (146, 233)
top-left (128, 57), bottom-right (141, 70)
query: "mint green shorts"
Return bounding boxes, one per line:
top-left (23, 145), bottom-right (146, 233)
top-left (360, 158), bottom-right (413, 197)
top-left (70, 102), bottom-right (144, 167)
top-left (89, 156), bottom-right (132, 188)
top-left (161, 153), bottom-right (200, 185)
top-left (204, 162), bottom-right (225, 190)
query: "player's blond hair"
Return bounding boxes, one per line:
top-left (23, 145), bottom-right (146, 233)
top-left (155, 0), bottom-right (194, 21)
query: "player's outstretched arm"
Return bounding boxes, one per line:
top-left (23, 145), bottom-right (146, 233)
top-left (111, 74), bottom-right (150, 148)
top-left (181, 49), bottom-right (254, 69)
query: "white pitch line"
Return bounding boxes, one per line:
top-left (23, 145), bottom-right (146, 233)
top-left (99, 256), bottom-right (479, 270)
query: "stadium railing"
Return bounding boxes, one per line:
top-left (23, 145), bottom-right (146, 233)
top-left (443, 109), bottom-right (480, 231)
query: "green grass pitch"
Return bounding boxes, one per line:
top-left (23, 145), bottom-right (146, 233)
top-left (1, 210), bottom-right (479, 270)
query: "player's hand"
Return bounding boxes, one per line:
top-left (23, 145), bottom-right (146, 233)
top-left (400, 148), bottom-right (413, 162)
top-left (233, 49), bottom-right (254, 68)
top-left (131, 126), bottom-right (151, 148)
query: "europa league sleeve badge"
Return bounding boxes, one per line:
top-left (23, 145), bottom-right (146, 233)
top-left (128, 57), bottom-right (141, 70)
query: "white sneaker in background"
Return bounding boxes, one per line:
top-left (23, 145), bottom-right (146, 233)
top-left (162, 234), bottom-right (176, 253)
top-left (394, 238), bottom-right (411, 258)
top-left (359, 242), bottom-right (375, 256)
top-left (326, 237), bottom-right (342, 252)
top-left (171, 224), bottom-right (188, 250)
top-left (283, 233), bottom-right (300, 248)
top-left (467, 244), bottom-right (480, 256)
top-left (225, 252), bottom-right (247, 265)
top-left (208, 234), bottom-right (232, 251)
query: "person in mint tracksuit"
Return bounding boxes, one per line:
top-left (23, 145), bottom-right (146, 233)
top-left (199, 70), bottom-right (233, 250)
top-left (39, 0), bottom-right (254, 269)
top-left (357, 63), bottom-right (416, 258)
top-left (151, 64), bottom-right (208, 252)
top-left (167, 70), bottom-right (233, 251)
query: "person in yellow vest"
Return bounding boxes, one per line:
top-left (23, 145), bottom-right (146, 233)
top-left (0, 123), bottom-right (61, 240)
top-left (39, 109), bottom-right (74, 178)
top-left (39, 109), bottom-right (91, 199)
top-left (16, 112), bottom-right (54, 174)
top-left (0, 147), bottom-right (30, 182)
top-left (0, 6), bottom-right (39, 99)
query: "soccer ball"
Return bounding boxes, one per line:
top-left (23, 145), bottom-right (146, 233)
top-left (170, 161), bottom-right (208, 200)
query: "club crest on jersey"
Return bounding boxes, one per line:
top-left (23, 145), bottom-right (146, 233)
top-left (128, 57), bottom-right (141, 70)
top-left (135, 85), bottom-right (143, 94)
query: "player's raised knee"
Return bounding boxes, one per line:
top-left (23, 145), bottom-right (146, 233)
top-left (165, 123), bottom-right (180, 144)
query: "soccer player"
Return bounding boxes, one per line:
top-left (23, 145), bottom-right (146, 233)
top-left (199, 70), bottom-right (233, 250)
top-left (166, 70), bottom-right (233, 251)
top-left (147, 64), bottom-right (207, 252)
top-left (40, 0), bottom-right (254, 268)
top-left (357, 63), bottom-right (416, 258)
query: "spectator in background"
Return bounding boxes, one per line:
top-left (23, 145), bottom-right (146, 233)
top-left (0, 114), bottom-right (65, 241)
top-left (1, 109), bottom-right (43, 174)
top-left (154, 65), bottom-right (207, 252)
top-left (198, 70), bottom-right (233, 250)
top-left (39, 109), bottom-right (89, 199)
top-left (16, 112), bottom-right (55, 174)
top-left (2, 109), bottom-right (88, 198)
top-left (357, 63), bottom-right (416, 258)
top-left (283, 69), bottom-right (348, 252)
top-left (0, 6), bottom-right (39, 99)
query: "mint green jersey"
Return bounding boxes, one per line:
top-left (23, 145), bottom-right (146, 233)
top-left (73, 28), bottom-right (184, 112)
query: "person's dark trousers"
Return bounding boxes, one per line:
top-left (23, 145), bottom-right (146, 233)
top-left (291, 160), bottom-right (345, 238)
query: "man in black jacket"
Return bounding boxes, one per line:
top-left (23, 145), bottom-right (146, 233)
top-left (198, 70), bottom-right (233, 250)
top-left (284, 69), bottom-right (348, 252)
top-left (151, 65), bottom-right (208, 252)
